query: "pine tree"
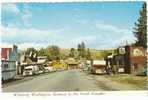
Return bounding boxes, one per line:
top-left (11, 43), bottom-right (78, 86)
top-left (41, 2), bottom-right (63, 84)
top-left (77, 44), bottom-right (82, 58)
top-left (69, 48), bottom-right (75, 57)
top-left (86, 48), bottom-right (91, 60)
top-left (81, 42), bottom-right (86, 58)
top-left (133, 2), bottom-right (147, 48)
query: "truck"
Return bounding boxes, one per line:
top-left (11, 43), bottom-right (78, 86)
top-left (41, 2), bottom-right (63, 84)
top-left (23, 65), bottom-right (39, 76)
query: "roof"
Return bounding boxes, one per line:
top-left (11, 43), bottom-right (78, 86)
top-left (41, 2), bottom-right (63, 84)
top-left (25, 65), bottom-right (38, 69)
top-left (65, 57), bottom-right (79, 65)
top-left (67, 61), bottom-right (79, 65)
top-left (37, 56), bottom-right (47, 64)
top-left (37, 59), bottom-right (46, 64)
top-left (1, 44), bottom-right (18, 60)
top-left (93, 60), bottom-right (106, 65)
top-left (37, 56), bottom-right (47, 59)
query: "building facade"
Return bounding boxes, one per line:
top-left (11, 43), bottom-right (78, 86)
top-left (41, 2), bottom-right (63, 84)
top-left (106, 45), bottom-right (146, 74)
top-left (1, 45), bottom-right (19, 81)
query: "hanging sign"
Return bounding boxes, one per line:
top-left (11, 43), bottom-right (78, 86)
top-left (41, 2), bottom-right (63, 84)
top-left (132, 48), bottom-right (144, 57)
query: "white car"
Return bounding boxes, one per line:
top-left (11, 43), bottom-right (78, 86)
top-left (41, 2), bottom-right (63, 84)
top-left (23, 68), bottom-right (33, 76)
top-left (23, 65), bottom-right (39, 76)
top-left (44, 66), bottom-right (54, 72)
top-left (38, 70), bottom-right (44, 74)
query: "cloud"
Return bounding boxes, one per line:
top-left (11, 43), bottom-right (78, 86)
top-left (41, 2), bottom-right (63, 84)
top-left (18, 42), bottom-right (49, 50)
top-left (21, 5), bottom-right (32, 27)
top-left (71, 35), bottom-right (96, 45)
top-left (1, 25), bottom-right (63, 44)
top-left (0, 42), bottom-right (14, 48)
top-left (76, 19), bottom-right (89, 24)
top-left (1, 25), bottom-right (69, 50)
top-left (95, 21), bottom-right (136, 48)
top-left (22, 9), bottom-right (32, 21)
top-left (1, 3), bottom-right (137, 50)
top-left (1, 20), bottom-right (136, 50)
top-left (95, 21), bottom-right (130, 34)
top-left (1, 25), bottom-right (98, 50)
top-left (0, 42), bottom-right (49, 50)
top-left (2, 3), bottom-right (20, 14)
top-left (2, 3), bottom-right (33, 28)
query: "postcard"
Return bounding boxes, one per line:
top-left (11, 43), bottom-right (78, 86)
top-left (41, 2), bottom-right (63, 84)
top-left (0, 0), bottom-right (147, 98)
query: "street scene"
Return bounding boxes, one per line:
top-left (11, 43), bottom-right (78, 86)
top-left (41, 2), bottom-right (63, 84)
top-left (1, 2), bottom-right (147, 92)
top-left (2, 69), bottom-right (146, 92)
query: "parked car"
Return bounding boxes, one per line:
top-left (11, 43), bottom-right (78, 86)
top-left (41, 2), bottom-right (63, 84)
top-left (44, 66), bottom-right (54, 72)
top-left (38, 70), bottom-right (44, 74)
top-left (23, 65), bottom-right (39, 76)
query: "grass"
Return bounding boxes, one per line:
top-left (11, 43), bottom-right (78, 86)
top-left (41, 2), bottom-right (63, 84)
top-left (104, 74), bottom-right (147, 89)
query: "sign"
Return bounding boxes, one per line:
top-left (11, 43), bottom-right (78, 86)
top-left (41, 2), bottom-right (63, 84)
top-left (132, 48), bottom-right (144, 57)
top-left (118, 47), bottom-right (126, 54)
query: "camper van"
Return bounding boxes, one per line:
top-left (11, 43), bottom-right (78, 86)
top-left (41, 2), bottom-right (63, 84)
top-left (23, 65), bottom-right (39, 76)
top-left (91, 60), bottom-right (106, 74)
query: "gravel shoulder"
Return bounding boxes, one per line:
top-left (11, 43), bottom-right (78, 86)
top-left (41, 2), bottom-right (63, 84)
top-left (84, 72), bottom-right (147, 90)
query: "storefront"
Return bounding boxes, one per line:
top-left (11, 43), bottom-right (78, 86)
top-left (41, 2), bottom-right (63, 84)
top-left (125, 46), bottom-right (147, 74)
top-left (105, 45), bottom-right (146, 74)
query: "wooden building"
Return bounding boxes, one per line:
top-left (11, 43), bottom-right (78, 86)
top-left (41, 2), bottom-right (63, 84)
top-left (1, 45), bottom-right (19, 81)
top-left (106, 45), bottom-right (146, 74)
top-left (124, 46), bottom-right (146, 74)
top-left (65, 58), bottom-right (79, 69)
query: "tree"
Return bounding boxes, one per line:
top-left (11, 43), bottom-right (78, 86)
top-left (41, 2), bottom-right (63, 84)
top-left (86, 48), bottom-right (91, 60)
top-left (25, 48), bottom-right (38, 58)
top-left (77, 43), bottom-right (82, 58)
top-left (133, 2), bottom-right (147, 48)
top-left (38, 48), bottom-right (47, 56)
top-left (38, 48), bottom-right (52, 60)
top-left (81, 42), bottom-right (86, 58)
top-left (69, 48), bottom-right (75, 57)
top-left (25, 47), bottom-right (38, 62)
top-left (77, 42), bottom-right (86, 58)
top-left (48, 45), bottom-right (60, 60)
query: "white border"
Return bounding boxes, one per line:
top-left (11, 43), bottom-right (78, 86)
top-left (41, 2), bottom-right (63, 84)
top-left (0, 0), bottom-right (148, 99)
top-left (0, 0), bottom-right (146, 3)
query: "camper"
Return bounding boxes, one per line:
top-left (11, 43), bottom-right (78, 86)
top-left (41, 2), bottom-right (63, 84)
top-left (91, 60), bottom-right (106, 74)
top-left (23, 65), bottom-right (39, 76)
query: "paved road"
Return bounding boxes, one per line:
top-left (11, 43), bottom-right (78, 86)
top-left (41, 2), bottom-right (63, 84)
top-left (2, 69), bottom-right (141, 92)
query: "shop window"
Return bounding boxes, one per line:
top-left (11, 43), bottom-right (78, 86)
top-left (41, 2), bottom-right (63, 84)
top-left (4, 64), bottom-right (9, 69)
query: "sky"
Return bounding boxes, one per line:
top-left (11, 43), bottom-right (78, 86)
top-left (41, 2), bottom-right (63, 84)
top-left (1, 2), bottom-right (144, 50)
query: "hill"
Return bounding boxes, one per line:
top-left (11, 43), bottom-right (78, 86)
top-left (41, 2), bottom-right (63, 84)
top-left (60, 48), bottom-right (116, 60)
